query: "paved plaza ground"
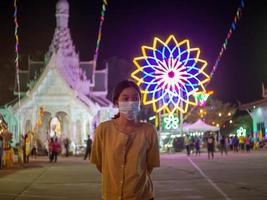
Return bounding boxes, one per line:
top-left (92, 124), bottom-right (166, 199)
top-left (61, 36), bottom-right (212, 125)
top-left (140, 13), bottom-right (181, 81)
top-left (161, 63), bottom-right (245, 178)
top-left (0, 150), bottom-right (266, 200)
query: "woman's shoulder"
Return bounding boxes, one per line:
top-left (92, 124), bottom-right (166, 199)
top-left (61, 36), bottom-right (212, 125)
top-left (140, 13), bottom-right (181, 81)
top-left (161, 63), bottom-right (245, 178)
top-left (140, 121), bottom-right (153, 127)
top-left (95, 120), bottom-right (114, 133)
top-left (139, 121), bottom-right (157, 133)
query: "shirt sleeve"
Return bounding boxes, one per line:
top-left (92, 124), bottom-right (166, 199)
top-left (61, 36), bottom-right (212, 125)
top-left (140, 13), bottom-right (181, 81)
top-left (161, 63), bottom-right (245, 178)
top-left (147, 126), bottom-right (160, 171)
top-left (90, 125), bottom-right (103, 173)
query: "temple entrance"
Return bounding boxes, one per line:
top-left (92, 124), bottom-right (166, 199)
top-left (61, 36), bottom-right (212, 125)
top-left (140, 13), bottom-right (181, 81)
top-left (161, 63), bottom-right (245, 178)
top-left (50, 117), bottom-right (61, 138)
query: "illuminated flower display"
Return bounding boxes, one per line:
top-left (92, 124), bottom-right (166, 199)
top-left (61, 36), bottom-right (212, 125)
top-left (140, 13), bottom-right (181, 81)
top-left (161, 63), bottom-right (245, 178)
top-left (163, 114), bottom-right (179, 130)
top-left (193, 91), bottom-right (214, 107)
top-left (131, 35), bottom-right (210, 114)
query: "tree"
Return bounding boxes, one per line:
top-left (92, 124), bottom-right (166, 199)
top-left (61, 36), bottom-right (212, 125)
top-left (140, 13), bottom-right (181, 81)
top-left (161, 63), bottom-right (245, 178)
top-left (221, 112), bottom-right (252, 136)
top-left (185, 98), bottom-right (237, 129)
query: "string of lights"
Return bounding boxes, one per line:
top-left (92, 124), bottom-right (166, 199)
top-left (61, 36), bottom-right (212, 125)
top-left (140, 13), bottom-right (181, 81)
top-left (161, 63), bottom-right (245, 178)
top-left (184, 0), bottom-right (246, 121)
top-left (94, 0), bottom-right (108, 65)
top-left (209, 0), bottom-right (245, 79)
top-left (13, 0), bottom-right (21, 136)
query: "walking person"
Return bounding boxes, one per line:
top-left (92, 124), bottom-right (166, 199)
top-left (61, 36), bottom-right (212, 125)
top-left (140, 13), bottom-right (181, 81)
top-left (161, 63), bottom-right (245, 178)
top-left (229, 136), bottom-right (233, 151)
top-left (239, 134), bottom-right (245, 152)
top-left (23, 133), bottom-right (30, 164)
top-left (17, 138), bottom-right (24, 167)
top-left (194, 136), bottom-right (201, 156)
top-left (233, 135), bottom-right (239, 152)
top-left (52, 138), bottom-right (61, 162)
top-left (48, 138), bottom-right (54, 162)
top-left (245, 135), bottom-right (251, 152)
top-left (172, 138), bottom-right (178, 152)
top-left (63, 138), bottom-right (70, 157)
top-left (91, 80), bottom-right (160, 200)
top-left (0, 136), bottom-right (3, 169)
top-left (207, 133), bottom-right (215, 160)
top-left (184, 134), bottom-right (191, 156)
top-left (220, 135), bottom-right (227, 155)
top-left (84, 135), bottom-right (92, 160)
top-left (31, 143), bottom-right (37, 159)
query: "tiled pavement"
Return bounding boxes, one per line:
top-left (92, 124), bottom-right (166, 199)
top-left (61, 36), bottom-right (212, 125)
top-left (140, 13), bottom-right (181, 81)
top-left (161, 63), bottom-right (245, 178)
top-left (0, 151), bottom-right (267, 200)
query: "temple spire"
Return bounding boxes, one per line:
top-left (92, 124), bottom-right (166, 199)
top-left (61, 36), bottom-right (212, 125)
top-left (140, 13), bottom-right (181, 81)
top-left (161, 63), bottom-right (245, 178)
top-left (45, 0), bottom-right (77, 60)
top-left (44, 0), bottom-right (91, 95)
top-left (56, 0), bottom-right (69, 28)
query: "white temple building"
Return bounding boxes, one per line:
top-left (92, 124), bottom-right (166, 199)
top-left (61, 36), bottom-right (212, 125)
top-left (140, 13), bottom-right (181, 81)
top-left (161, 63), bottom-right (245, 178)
top-left (2, 0), bottom-right (114, 150)
top-left (240, 83), bottom-right (267, 138)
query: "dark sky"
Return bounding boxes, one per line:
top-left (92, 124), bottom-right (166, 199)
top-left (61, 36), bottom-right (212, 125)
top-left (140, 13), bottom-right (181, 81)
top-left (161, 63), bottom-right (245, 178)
top-left (1, 0), bottom-right (267, 106)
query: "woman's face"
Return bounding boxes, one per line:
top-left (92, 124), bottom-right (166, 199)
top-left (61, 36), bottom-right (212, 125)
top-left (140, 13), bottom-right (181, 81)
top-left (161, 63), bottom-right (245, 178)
top-left (117, 87), bottom-right (140, 104)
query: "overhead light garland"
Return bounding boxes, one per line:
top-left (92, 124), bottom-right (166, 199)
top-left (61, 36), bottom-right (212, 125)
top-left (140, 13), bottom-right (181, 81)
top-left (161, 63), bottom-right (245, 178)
top-left (209, 0), bottom-right (245, 79)
top-left (94, 0), bottom-right (108, 65)
top-left (184, 0), bottom-right (246, 120)
top-left (13, 0), bottom-right (22, 137)
top-left (13, 0), bottom-right (20, 103)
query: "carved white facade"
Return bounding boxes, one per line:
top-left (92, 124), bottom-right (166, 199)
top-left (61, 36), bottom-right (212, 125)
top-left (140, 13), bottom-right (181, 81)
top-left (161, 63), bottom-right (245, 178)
top-left (6, 0), bottom-right (114, 150)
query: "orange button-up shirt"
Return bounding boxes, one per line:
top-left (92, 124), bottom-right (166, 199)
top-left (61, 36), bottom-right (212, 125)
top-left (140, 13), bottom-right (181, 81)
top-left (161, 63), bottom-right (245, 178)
top-left (91, 120), bottom-right (160, 200)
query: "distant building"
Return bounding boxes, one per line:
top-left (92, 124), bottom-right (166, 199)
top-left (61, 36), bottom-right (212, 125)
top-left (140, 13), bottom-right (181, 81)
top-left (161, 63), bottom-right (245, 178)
top-left (0, 0), bottom-right (115, 149)
top-left (240, 83), bottom-right (267, 138)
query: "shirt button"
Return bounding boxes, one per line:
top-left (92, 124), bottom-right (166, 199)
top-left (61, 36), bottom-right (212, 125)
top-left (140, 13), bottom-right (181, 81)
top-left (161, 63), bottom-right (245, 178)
top-left (120, 180), bottom-right (123, 184)
top-left (121, 165), bottom-right (124, 168)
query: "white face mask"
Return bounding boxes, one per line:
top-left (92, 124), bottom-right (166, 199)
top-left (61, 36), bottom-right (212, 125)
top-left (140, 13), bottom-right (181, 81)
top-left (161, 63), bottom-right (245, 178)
top-left (118, 101), bottom-right (140, 120)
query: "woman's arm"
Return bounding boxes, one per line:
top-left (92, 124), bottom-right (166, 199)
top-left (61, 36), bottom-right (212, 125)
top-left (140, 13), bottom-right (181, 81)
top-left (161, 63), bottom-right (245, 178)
top-left (147, 126), bottom-right (160, 173)
top-left (90, 126), bottom-right (103, 173)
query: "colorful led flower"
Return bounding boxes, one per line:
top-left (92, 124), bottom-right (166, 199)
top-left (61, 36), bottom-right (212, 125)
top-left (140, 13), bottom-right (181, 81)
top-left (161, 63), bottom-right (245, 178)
top-left (193, 91), bottom-right (214, 106)
top-left (163, 114), bottom-right (179, 130)
top-left (131, 35), bottom-right (210, 114)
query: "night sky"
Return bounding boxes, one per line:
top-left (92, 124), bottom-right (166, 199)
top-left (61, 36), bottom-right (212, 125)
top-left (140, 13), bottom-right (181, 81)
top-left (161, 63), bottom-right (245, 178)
top-left (1, 0), bottom-right (267, 106)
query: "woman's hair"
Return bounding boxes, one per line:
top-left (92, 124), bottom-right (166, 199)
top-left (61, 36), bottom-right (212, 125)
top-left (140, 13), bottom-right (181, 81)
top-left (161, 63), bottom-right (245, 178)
top-left (112, 80), bottom-right (141, 119)
top-left (112, 80), bottom-right (141, 105)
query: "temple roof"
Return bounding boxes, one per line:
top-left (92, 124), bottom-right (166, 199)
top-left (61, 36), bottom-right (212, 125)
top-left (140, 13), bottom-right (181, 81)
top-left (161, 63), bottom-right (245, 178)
top-left (91, 68), bottom-right (108, 94)
top-left (13, 0), bottom-right (111, 108)
top-left (14, 70), bottom-right (29, 95)
top-left (28, 60), bottom-right (44, 80)
top-left (240, 98), bottom-right (267, 110)
top-left (240, 84), bottom-right (267, 110)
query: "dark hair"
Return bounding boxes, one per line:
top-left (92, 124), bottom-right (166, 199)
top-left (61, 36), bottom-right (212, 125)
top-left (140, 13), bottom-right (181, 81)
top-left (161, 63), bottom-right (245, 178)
top-left (112, 80), bottom-right (141, 119)
top-left (112, 80), bottom-right (141, 105)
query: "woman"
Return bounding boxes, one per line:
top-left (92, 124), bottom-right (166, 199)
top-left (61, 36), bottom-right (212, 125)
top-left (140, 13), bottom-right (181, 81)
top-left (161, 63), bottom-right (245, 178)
top-left (91, 80), bottom-right (160, 200)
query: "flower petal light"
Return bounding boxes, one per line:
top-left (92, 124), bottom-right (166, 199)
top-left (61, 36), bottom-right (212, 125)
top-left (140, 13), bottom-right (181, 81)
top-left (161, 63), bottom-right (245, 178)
top-left (131, 35), bottom-right (210, 114)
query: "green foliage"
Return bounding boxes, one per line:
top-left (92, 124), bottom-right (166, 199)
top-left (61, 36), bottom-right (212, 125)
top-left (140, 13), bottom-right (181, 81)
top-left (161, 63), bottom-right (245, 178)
top-left (185, 98), bottom-right (237, 127)
top-left (222, 114), bottom-right (252, 135)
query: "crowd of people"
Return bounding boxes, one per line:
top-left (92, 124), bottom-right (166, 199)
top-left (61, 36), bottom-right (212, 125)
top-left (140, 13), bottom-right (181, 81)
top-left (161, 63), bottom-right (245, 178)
top-left (182, 133), bottom-right (216, 159)
top-left (0, 131), bottom-right (94, 169)
top-left (48, 137), bottom-right (61, 162)
top-left (172, 133), bottom-right (264, 159)
top-left (45, 134), bottom-right (92, 163)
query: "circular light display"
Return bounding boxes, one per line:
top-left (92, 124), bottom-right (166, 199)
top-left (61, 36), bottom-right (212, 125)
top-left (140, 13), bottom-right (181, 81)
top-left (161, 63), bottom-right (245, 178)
top-left (131, 35), bottom-right (210, 113)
